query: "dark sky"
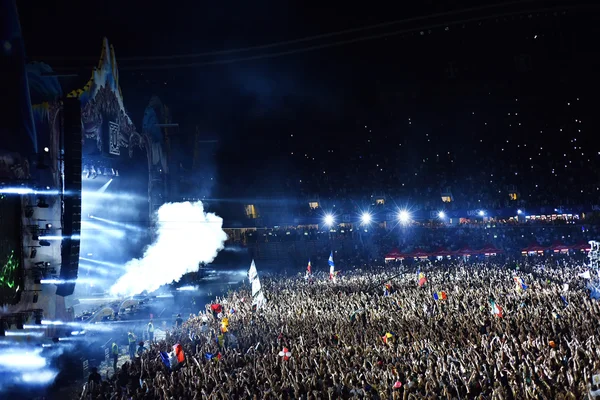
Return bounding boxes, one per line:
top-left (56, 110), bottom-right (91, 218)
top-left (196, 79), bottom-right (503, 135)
top-left (18, 0), bottom-right (600, 199)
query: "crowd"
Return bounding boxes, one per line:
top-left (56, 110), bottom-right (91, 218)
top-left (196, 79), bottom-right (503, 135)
top-left (283, 96), bottom-right (599, 214)
top-left (236, 224), bottom-right (598, 268)
top-left (81, 255), bottom-right (600, 399)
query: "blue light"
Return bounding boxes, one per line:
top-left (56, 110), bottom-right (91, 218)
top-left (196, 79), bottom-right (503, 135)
top-left (360, 212), bottom-right (372, 225)
top-left (398, 210), bottom-right (411, 224)
top-left (323, 214), bottom-right (335, 227)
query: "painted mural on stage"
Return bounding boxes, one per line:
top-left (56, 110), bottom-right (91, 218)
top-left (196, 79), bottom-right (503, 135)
top-left (67, 37), bottom-right (140, 159)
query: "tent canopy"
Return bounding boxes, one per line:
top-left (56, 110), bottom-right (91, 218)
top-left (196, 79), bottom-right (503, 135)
top-left (550, 241), bottom-right (571, 251)
top-left (573, 241), bottom-right (591, 250)
top-left (455, 246), bottom-right (477, 256)
top-left (479, 243), bottom-right (502, 254)
top-left (522, 242), bottom-right (547, 252)
top-left (384, 248), bottom-right (404, 259)
top-left (410, 248), bottom-right (430, 258)
top-left (432, 247), bottom-right (452, 257)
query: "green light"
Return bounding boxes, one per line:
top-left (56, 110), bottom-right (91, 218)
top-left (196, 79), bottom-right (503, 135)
top-left (0, 250), bottom-right (18, 289)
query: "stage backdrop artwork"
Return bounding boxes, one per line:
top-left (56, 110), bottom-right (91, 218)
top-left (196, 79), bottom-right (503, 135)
top-left (67, 38), bottom-right (139, 159)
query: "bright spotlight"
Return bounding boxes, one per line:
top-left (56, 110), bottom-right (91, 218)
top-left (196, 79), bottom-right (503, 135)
top-left (517, 209), bottom-right (522, 215)
top-left (43, 147), bottom-right (49, 153)
top-left (438, 211), bottom-right (446, 219)
top-left (324, 214), bottom-right (335, 226)
top-left (360, 212), bottom-right (372, 225)
top-left (398, 210), bottom-right (411, 224)
top-left (478, 210), bottom-right (485, 217)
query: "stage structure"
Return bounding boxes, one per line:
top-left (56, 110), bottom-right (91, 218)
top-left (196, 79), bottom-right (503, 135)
top-left (1, 12), bottom-right (172, 324)
top-left (0, 0), bottom-right (62, 325)
top-left (140, 96), bottom-right (177, 227)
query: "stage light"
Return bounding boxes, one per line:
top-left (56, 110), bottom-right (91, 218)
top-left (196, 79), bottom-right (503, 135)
top-left (39, 240), bottom-right (51, 247)
top-left (438, 211), bottom-right (446, 219)
top-left (44, 147), bottom-right (49, 152)
top-left (478, 210), bottom-right (485, 217)
top-left (323, 214), bottom-right (335, 227)
top-left (398, 210), bottom-right (411, 224)
top-left (360, 212), bottom-right (372, 225)
top-left (46, 223), bottom-right (52, 229)
top-left (517, 209), bottom-right (523, 214)
top-left (33, 292), bottom-right (38, 303)
top-left (30, 249), bottom-right (37, 258)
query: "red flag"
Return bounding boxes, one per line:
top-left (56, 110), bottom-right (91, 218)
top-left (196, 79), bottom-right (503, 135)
top-left (307, 260), bottom-right (311, 274)
top-left (173, 343), bottom-right (185, 363)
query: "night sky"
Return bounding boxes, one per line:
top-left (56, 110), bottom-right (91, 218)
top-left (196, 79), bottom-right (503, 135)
top-left (18, 0), bottom-right (600, 200)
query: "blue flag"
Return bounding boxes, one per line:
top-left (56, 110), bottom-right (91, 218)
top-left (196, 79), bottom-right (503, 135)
top-left (560, 295), bottom-right (569, 307)
top-left (159, 351), bottom-right (171, 369)
top-left (205, 352), bottom-right (214, 360)
top-left (328, 252), bottom-right (335, 268)
top-left (590, 284), bottom-right (600, 300)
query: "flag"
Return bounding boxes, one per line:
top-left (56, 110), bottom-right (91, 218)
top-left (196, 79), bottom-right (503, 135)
top-left (560, 295), bottom-right (568, 307)
top-left (307, 260), bottom-right (311, 274)
top-left (160, 351), bottom-right (171, 369)
top-left (382, 332), bottom-right (393, 344)
top-left (328, 252), bottom-right (335, 279)
top-left (588, 282), bottom-right (600, 300)
top-left (248, 260), bottom-right (258, 282)
top-left (579, 271), bottom-right (591, 280)
top-left (205, 352), bottom-right (214, 360)
top-left (162, 352), bottom-right (179, 370)
top-left (418, 272), bottom-right (427, 287)
top-left (513, 276), bottom-right (528, 290)
top-left (173, 343), bottom-right (185, 363)
top-left (434, 291), bottom-right (447, 301)
top-left (278, 347), bottom-right (292, 360)
top-left (489, 299), bottom-right (503, 318)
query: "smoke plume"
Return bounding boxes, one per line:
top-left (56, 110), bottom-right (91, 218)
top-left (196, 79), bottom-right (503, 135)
top-left (109, 201), bottom-right (227, 296)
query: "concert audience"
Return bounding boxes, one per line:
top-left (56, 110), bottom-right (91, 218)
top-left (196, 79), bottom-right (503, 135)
top-left (81, 256), bottom-right (600, 399)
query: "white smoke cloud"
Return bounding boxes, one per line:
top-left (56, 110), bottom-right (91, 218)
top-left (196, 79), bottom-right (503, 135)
top-left (109, 201), bottom-right (227, 296)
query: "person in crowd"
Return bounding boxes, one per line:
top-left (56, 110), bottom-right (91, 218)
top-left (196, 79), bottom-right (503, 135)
top-left (147, 320), bottom-right (154, 343)
top-left (136, 341), bottom-right (146, 357)
top-left (87, 367), bottom-right (101, 385)
top-left (127, 331), bottom-right (136, 360)
top-left (110, 341), bottom-right (119, 373)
